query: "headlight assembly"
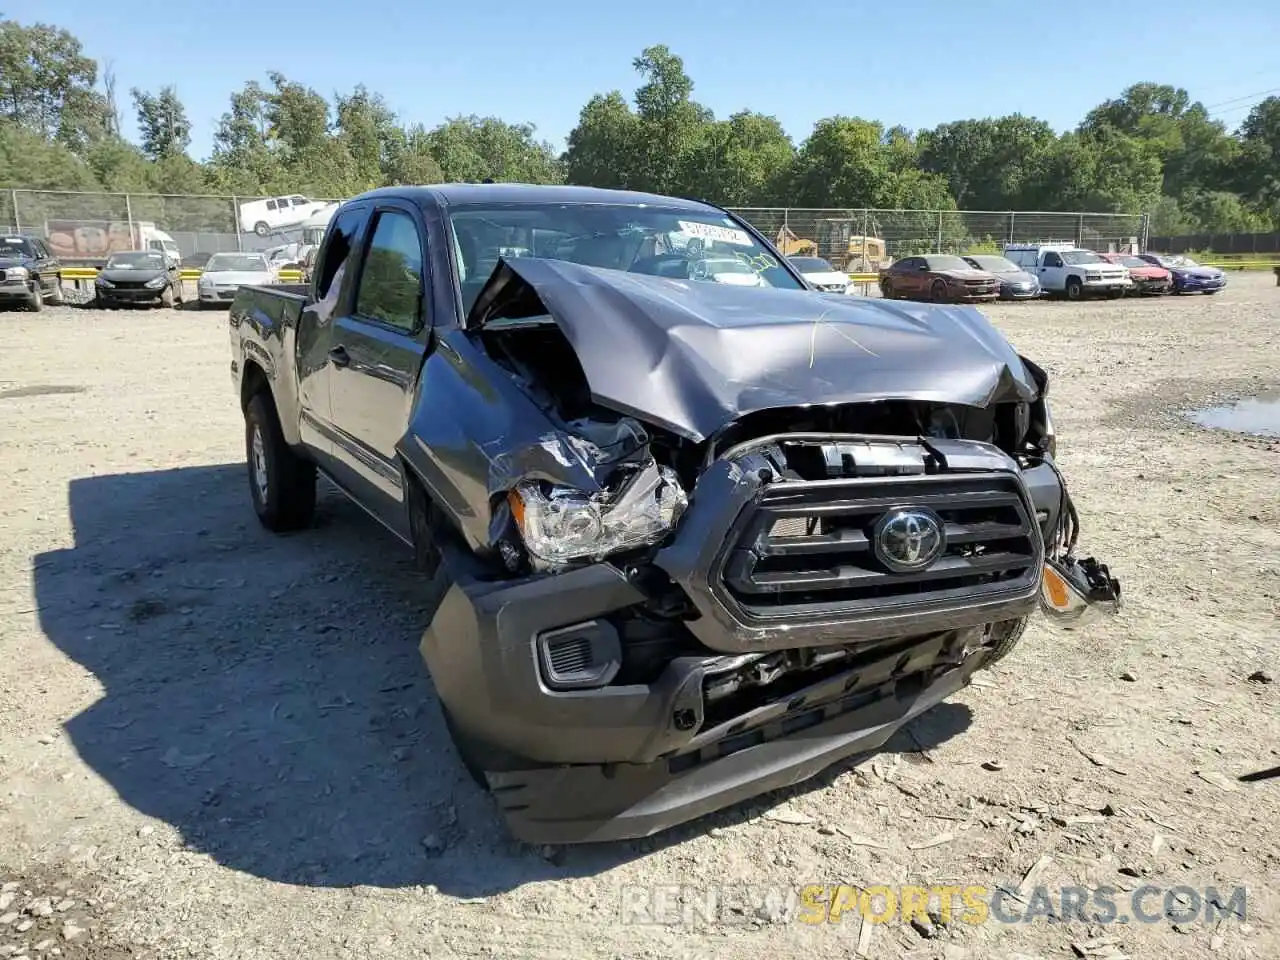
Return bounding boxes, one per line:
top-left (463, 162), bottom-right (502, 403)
top-left (6, 266), bottom-right (29, 279)
top-left (508, 462), bottom-right (688, 566)
top-left (145, 276), bottom-right (167, 289)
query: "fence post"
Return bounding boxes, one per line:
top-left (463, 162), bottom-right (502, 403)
top-left (232, 196), bottom-right (243, 251)
top-left (1076, 214), bottom-right (1084, 246)
top-left (936, 210), bottom-right (943, 253)
top-left (11, 189), bottom-right (19, 232)
top-left (1008, 211), bottom-right (1015, 246)
top-left (125, 193), bottom-right (134, 242)
top-left (860, 209), bottom-right (867, 268)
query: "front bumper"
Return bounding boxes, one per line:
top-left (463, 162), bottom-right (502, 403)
top-left (0, 279), bottom-right (36, 301)
top-left (97, 286), bottom-right (165, 304)
top-left (1000, 283), bottom-right (1041, 300)
top-left (1175, 275), bottom-right (1226, 292)
top-left (199, 286), bottom-right (240, 303)
top-left (421, 438), bottom-right (1098, 843)
top-left (1131, 277), bottom-right (1170, 295)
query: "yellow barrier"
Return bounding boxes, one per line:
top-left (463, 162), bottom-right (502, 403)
top-left (60, 267), bottom-right (304, 283)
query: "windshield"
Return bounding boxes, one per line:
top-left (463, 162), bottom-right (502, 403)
top-left (0, 237), bottom-right (35, 258)
top-left (924, 255), bottom-right (974, 271)
top-left (106, 252), bottom-right (167, 269)
top-left (1117, 256), bottom-right (1148, 268)
top-left (964, 255), bottom-right (1018, 273)
top-left (788, 257), bottom-right (835, 272)
top-left (205, 254), bottom-right (269, 272)
top-left (1159, 254), bottom-right (1199, 268)
top-left (1059, 250), bottom-right (1105, 265)
top-left (447, 202), bottom-right (803, 311)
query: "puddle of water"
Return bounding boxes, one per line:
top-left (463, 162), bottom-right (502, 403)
top-left (0, 384), bottom-right (88, 400)
top-left (1185, 394), bottom-right (1280, 438)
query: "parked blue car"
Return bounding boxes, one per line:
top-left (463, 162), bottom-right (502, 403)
top-left (1137, 254), bottom-right (1226, 295)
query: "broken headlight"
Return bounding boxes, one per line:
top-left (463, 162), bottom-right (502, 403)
top-left (508, 462), bottom-right (689, 566)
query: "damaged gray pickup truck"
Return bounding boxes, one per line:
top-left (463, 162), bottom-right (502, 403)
top-left (228, 183), bottom-right (1121, 845)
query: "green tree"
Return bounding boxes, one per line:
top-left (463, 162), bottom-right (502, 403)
top-left (426, 116), bottom-right (561, 184)
top-left (564, 91), bottom-right (641, 189)
top-left (0, 18), bottom-right (107, 151)
top-left (131, 85), bottom-right (191, 160)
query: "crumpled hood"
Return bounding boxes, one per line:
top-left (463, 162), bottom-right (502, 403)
top-left (470, 257), bottom-right (1039, 442)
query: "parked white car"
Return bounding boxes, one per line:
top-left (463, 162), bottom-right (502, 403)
top-left (197, 252), bottom-right (275, 307)
top-left (787, 255), bottom-right (852, 294)
top-left (690, 256), bottom-right (765, 286)
top-left (237, 196), bottom-right (331, 238)
top-left (1003, 243), bottom-right (1130, 300)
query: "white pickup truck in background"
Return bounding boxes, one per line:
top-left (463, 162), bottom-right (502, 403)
top-left (1004, 243), bottom-right (1131, 300)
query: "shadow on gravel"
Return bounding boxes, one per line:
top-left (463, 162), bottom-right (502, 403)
top-left (33, 464), bottom-right (971, 895)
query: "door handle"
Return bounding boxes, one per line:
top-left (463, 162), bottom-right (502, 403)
top-left (328, 345), bottom-right (350, 368)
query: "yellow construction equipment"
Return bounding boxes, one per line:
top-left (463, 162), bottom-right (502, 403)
top-left (774, 225), bottom-right (818, 258)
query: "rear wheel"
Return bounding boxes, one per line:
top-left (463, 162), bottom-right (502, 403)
top-left (245, 391), bottom-right (316, 531)
top-left (879, 279), bottom-right (893, 299)
top-left (254, 221), bottom-right (270, 237)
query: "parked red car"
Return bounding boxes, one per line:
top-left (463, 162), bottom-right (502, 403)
top-left (1101, 253), bottom-right (1170, 296)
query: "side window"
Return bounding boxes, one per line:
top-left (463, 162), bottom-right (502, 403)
top-left (354, 210), bottom-right (424, 332)
top-left (276, 197), bottom-right (291, 209)
top-left (315, 208), bottom-right (366, 300)
top-left (1044, 252), bottom-right (1062, 268)
top-left (292, 197), bottom-right (310, 207)
top-left (265, 200), bottom-right (277, 211)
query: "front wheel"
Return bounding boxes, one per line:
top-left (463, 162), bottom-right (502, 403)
top-left (1065, 277), bottom-right (1083, 301)
top-left (245, 392), bottom-right (317, 531)
top-left (982, 617), bottom-right (1029, 667)
top-left (46, 277), bottom-right (64, 305)
top-left (930, 279), bottom-right (948, 302)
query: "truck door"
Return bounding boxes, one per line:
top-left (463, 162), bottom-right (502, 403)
top-left (323, 200), bottom-right (431, 538)
top-left (1038, 250), bottom-right (1066, 291)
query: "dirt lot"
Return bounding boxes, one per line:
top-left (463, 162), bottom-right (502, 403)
top-left (1, 273), bottom-right (1277, 960)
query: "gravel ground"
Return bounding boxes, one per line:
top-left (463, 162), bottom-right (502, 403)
top-left (0, 273), bottom-right (1277, 960)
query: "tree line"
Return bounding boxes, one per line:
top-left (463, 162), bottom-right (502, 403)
top-left (2, 17), bottom-right (1278, 236)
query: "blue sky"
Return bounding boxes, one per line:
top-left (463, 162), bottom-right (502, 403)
top-left (34, 0), bottom-right (1280, 162)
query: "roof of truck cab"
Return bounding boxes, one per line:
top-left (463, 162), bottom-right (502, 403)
top-left (351, 183), bottom-right (724, 212)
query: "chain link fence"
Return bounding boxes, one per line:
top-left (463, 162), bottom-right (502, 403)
top-left (1, 190), bottom-right (342, 267)
top-left (2, 189), bottom-right (1149, 271)
top-left (725, 208), bottom-right (1149, 271)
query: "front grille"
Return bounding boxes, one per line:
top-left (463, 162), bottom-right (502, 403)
top-left (718, 472), bottom-right (1039, 620)
top-left (0, 270), bottom-right (6, 283)
top-left (111, 280), bottom-right (151, 290)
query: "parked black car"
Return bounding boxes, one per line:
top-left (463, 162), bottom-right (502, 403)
top-left (94, 250), bottom-right (185, 308)
top-left (228, 183), bottom-right (1121, 845)
top-left (0, 234), bottom-right (64, 311)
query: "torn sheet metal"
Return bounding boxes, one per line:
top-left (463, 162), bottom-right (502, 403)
top-left (468, 257), bottom-right (1040, 442)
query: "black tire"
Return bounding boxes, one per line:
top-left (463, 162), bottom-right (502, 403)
top-left (27, 286), bottom-right (43, 312)
top-left (879, 280), bottom-right (893, 299)
top-left (159, 285), bottom-right (175, 309)
top-left (1065, 277), bottom-right (1083, 301)
top-left (46, 277), bottom-right (64, 305)
top-left (1204, 289), bottom-right (1219, 296)
top-left (983, 616), bottom-right (1029, 667)
top-left (245, 391), bottom-right (317, 531)
top-left (406, 473), bottom-right (445, 577)
top-left (254, 221), bottom-right (270, 237)
top-left (930, 279), bottom-right (948, 302)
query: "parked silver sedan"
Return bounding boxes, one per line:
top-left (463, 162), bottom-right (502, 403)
top-left (197, 252), bottom-right (276, 307)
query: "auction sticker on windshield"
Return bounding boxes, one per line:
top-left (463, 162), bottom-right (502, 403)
top-left (677, 221), bottom-right (753, 246)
